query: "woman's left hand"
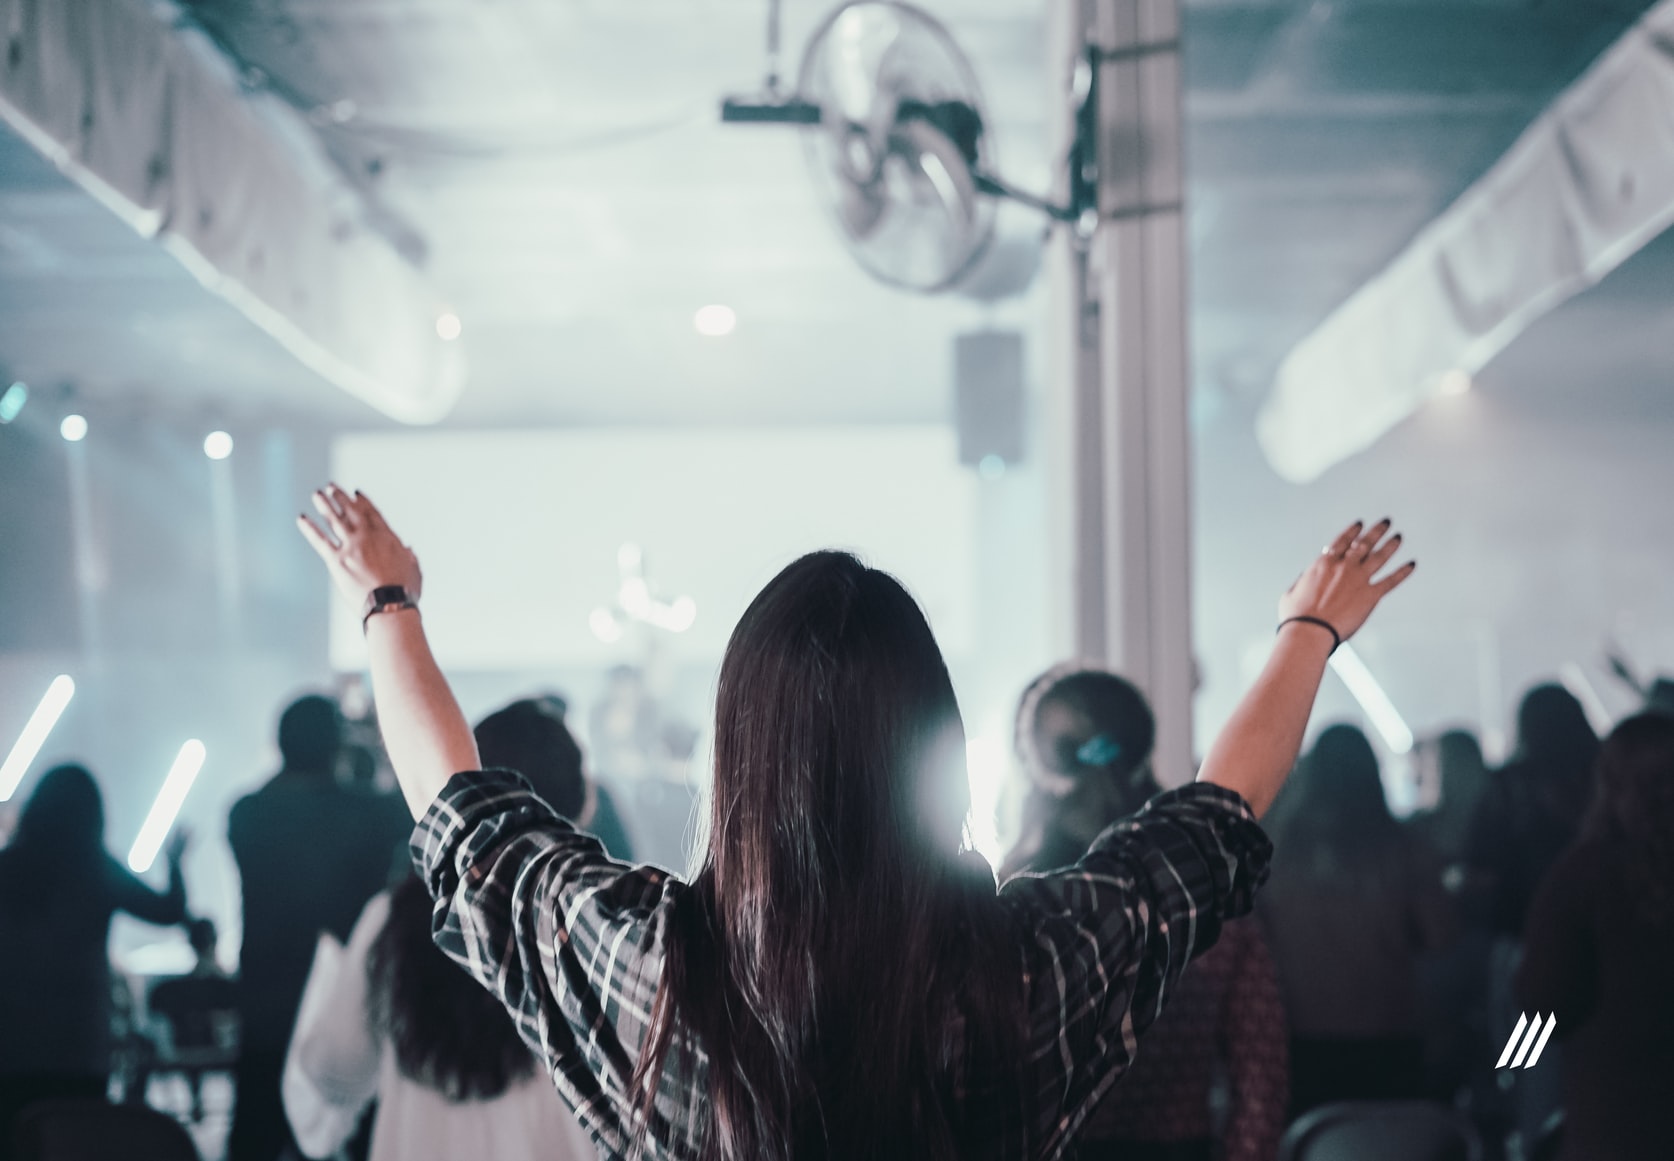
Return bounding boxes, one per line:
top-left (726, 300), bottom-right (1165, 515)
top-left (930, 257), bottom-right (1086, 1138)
top-left (297, 484), bottom-right (423, 608)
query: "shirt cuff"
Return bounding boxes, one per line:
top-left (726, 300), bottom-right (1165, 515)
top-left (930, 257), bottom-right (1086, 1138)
top-left (1098, 780), bottom-right (1274, 938)
top-left (411, 767), bottom-right (570, 895)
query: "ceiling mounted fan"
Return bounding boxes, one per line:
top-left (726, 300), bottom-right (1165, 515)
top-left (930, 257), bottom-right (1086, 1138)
top-left (722, 0), bottom-right (1098, 295)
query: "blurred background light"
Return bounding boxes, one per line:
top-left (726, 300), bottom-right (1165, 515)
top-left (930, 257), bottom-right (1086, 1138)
top-left (203, 430), bottom-right (234, 460)
top-left (1438, 369), bottom-right (1473, 396)
top-left (128, 739), bottom-right (206, 873)
top-left (693, 304), bottom-right (737, 337)
top-left (1329, 644), bottom-right (1415, 754)
top-left (436, 311), bottom-right (462, 341)
top-left (0, 381), bottom-right (26, 423)
top-left (0, 675), bottom-right (76, 802)
top-left (59, 414), bottom-right (87, 442)
top-left (589, 607), bottom-right (623, 643)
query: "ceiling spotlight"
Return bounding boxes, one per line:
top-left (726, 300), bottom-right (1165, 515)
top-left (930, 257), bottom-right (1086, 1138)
top-left (693, 304), bottom-right (737, 337)
top-left (436, 312), bottom-right (463, 342)
top-left (0, 381), bottom-right (26, 424)
top-left (60, 414), bottom-right (87, 442)
top-left (203, 431), bottom-right (234, 460)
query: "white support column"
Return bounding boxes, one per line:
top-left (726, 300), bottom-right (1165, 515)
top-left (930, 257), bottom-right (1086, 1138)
top-left (1051, 0), bottom-right (1196, 785)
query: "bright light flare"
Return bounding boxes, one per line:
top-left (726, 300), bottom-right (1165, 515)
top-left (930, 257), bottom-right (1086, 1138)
top-left (1329, 644), bottom-right (1414, 754)
top-left (128, 740), bottom-right (206, 873)
top-left (0, 676), bottom-right (76, 802)
top-left (436, 312), bottom-right (463, 342)
top-left (60, 414), bottom-right (87, 442)
top-left (693, 304), bottom-right (737, 337)
top-left (964, 732), bottom-right (1009, 871)
top-left (203, 431), bottom-right (234, 460)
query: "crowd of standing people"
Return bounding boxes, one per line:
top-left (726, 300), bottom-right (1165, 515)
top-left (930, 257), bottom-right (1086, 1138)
top-left (0, 492), bottom-right (1670, 1161)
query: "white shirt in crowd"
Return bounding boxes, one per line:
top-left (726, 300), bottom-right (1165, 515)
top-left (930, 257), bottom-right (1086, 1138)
top-left (283, 891), bottom-right (594, 1161)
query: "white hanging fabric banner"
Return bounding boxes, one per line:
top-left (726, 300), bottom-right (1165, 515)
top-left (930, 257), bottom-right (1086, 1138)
top-left (1258, 0), bottom-right (1674, 483)
top-left (0, 0), bottom-right (465, 423)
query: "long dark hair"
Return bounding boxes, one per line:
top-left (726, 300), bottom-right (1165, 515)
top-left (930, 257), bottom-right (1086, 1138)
top-left (367, 698), bottom-right (587, 1100)
top-left (1509, 684), bottom-right (1599, 819)
top-left (368, 875), bottom-right (538, 1101)
top-left (1583, 713), bottom-right (1674, 925)
top-left (1272, 725), bottom-right (1403, 880)
top-left (0, 765), bottom-right (107, 912)
top-left (631, 551), bottom-right (1019, 1160)
top-left (1003, 665), bottom-right (1158, 880)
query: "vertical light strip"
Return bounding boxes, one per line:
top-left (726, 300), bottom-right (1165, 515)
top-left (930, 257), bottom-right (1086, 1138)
top-left (965, 732), bottom-right (1009, 871)
top-left (1559, 663), bottom-right (1614, 736)
top-left (64, 432), bottom-right (102, 658)
top-left (0, 676), bottom-right (77, 801)
top-left (209, 454), bottom-right (242, 644)
top-left (1329, 644), bottom-right (1415, 754)
top-left (128, 740), bottom-right (206, 873)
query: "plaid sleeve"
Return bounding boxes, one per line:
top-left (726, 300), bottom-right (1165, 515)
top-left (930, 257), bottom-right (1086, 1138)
top-left (413, 768), bottom-right (681, 1157)
top-left (998, 781), bottom-right (1272, 1161)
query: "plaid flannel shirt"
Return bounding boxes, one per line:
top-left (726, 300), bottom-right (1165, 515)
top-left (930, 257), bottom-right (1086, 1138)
top-left (414, 770), bottom-right (1272, 1160)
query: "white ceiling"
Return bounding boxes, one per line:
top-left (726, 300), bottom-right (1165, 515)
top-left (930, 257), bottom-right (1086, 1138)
top-left (0, 0), bottom-right (1668, 432)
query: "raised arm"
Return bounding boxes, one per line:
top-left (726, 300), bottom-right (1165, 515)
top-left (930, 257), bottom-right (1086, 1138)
top-left (1196, 519), bottom-right (1414, 817)
top-left (297, 484), bottom-right (478, 818)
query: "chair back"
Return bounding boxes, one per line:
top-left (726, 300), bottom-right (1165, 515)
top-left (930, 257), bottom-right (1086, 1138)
top-left (1278, 1100), bottom-right (1482, 1161)
top-left (12, 1099), bottom-right (199, 1161)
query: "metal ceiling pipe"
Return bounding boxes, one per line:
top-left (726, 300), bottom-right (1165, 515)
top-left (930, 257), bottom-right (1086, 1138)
top-left (1259, 0), bottom-right (1674, 483)
top-left (0, 0), bottom-right (466, 423)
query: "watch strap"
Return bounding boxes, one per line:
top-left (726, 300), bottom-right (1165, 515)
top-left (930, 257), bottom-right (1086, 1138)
top-left (361, 585), bottom-right (418, 633)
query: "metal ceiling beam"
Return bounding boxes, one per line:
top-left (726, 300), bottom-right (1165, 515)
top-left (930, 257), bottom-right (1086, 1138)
top-left (0, 0), bottom-right (464, 423)
top-left (1258, 0), bottom-right (1674, 482)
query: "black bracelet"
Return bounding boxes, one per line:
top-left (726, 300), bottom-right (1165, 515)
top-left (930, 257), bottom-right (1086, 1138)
top-left (1277, 615), bottom-right (1342, 653)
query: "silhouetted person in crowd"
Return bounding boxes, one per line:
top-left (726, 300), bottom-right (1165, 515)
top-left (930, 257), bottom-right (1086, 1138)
top-left (1260, 725), bottom-right (1452, 1117)
top-left (1405, 730), bottom-right (1496, 1103)
top-left (1466, 685), bottom-right (1599, 938)
top-left (1407, 729), bottom-right (1490, 864)
top-left (283, 698), bottom-right (593, 1161)
top-left (0, 765), bottom-right (189, 1161)
top-left (1005, 665), bottom-right (1288, 1161)
top-left (1519, 713), bottom-right (1674, 1161)
top-left (148, 917), bottom-right (238, 1122)
top-left (227, 695), bottom-right (410, 1161)
top-left (1642, 676), bottom-right (1674, 720)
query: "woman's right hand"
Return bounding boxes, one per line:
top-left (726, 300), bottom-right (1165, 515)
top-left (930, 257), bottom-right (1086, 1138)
top-left (1278, 519), bottom-right (1415, 645)
top-left (296, 484), bottom-right (423, 609)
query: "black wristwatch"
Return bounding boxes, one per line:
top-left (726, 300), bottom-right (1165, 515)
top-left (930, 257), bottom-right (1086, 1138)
top-left (361, 585), bottom-right (418, 634)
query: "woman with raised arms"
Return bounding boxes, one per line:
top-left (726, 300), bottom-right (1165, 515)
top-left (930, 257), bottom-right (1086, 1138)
top-left (298, 485), bottom-right (1412, 1161)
